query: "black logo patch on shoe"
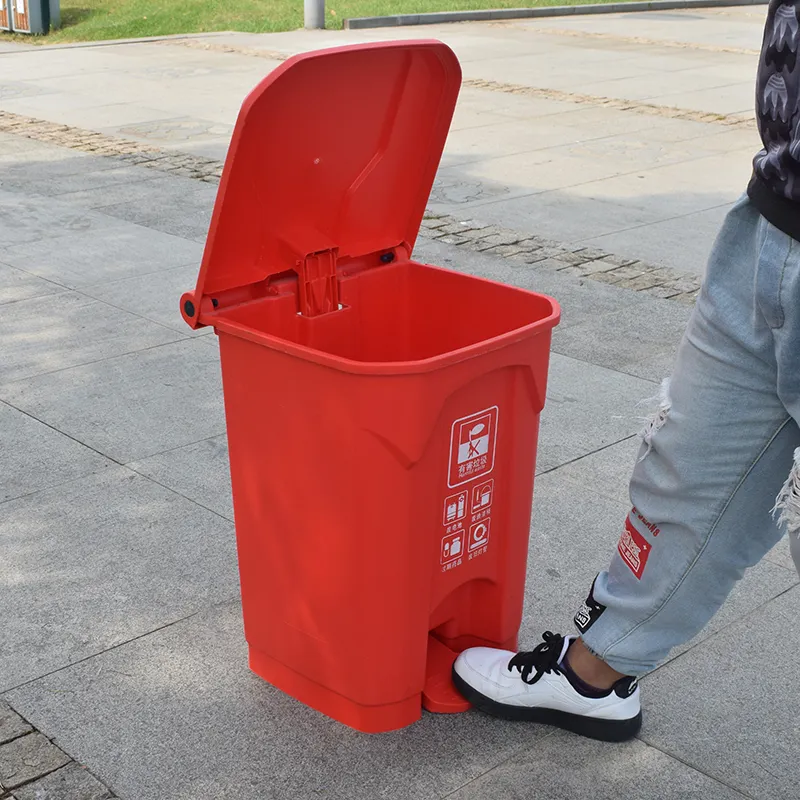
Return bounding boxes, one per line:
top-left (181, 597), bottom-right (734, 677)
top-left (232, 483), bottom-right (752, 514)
top-left (614, 676), bottom-right (639, 699)
top-left (574, 576), bottom-right (606, 634)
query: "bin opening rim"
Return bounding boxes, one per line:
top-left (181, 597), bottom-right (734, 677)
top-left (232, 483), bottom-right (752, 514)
top-left (207, 265), bottom-right (561, 375)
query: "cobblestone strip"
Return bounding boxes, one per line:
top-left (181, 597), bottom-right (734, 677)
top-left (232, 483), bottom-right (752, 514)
top-left (461, 78), bottom-right (754, 128)
top-left (158, 38), bottom-right (290, 61)
top-left (0, 109), bottom-right (701, 304)
top-left (0, 111), bottom-right (160, 157)
top-left (420, 213), bottom-right (702, 304)
top-left (162, 39), bottom-right (752, 128)
top-left (0, 110), bottom-right (224, 182)
top-left (522, 25), bottom-right (761, 57)
top-left (0, 699), bottom-right (116, 799)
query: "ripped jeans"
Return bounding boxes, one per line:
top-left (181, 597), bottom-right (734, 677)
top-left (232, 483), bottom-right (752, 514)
top-left (576, 195), bottom-right (800, 676)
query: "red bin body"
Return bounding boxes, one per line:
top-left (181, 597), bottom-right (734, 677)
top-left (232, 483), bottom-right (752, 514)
top-left (181, 41), bottom-right (560, 733)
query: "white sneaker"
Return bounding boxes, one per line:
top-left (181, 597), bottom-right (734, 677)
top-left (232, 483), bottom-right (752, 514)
top-left (452, 632), bottom-right (642, 742)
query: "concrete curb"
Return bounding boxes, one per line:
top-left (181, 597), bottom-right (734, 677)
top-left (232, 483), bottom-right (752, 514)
top-left (343, 0), bottom-right (767, 29)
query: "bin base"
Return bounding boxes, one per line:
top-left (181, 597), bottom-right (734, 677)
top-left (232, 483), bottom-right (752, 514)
top-left (248, 647), bottom-right (422, 734)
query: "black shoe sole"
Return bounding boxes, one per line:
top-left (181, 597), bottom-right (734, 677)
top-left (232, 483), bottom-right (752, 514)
top-left (452, 667), bottom-right (642, 743)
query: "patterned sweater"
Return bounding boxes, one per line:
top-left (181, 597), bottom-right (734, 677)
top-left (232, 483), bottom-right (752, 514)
top-left (749, 1), bottom-right (800, 240)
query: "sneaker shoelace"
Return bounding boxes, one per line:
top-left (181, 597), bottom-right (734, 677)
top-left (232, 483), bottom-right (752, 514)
top-left (508, 631), bottom-right (567, 686)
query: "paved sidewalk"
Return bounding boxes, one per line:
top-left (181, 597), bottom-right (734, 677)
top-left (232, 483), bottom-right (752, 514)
top-left (1, 8), bottom-right (799, 800)
top-left (0, 6), bottom-right (769, 273)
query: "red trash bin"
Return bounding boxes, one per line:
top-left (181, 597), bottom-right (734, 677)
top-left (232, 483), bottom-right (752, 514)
top-left (181, 40), bottom-right (560, 733)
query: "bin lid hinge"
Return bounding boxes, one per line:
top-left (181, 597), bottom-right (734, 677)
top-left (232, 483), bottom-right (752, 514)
top-left (297, 248), bottom-right (340, 318)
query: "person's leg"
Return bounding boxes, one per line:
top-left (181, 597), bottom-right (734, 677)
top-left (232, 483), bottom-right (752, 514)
top-left (453, 197), bottom-right (800, 738)
top-left (770, 223), bottom-right (800, 576)
top-left (577, 199), bottom-right (800, 676)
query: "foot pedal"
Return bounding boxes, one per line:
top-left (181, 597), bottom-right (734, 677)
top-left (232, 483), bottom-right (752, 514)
top-left (422, 635), bottom-right (471, 714)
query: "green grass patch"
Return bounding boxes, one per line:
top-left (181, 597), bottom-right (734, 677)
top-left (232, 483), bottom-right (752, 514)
top-left (2, 0), bottom-right (640, 43)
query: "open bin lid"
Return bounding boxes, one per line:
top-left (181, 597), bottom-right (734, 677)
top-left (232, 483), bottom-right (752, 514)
top-left (183, 40), bottom-right (462, 326)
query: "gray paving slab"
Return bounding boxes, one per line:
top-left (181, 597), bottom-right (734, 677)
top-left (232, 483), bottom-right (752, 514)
top-left (0, 191), bottom-right (126, 249)
top-left (523, 8), bottom-right (765, 48)
top-left (452, 87), bottom-right (588, 123)
top-left (0, 338), bottom-right (225, 465)
top-left (0, 145), bottom-right (163, 197)
top-left (684, 126), bottom-right (764, 160)
top-left (537, 353), bottom-right (656, 473)
top-left (11, 762), bottom-right (114, 800)
top-left (0, 733), bottom-right (70, 791)
top-left (0, 139), bottom-right (87, 163)
top-left (0, 92), bottom-right (124, 119)
top-left (465, 129), bottom-right (743, 191)
top-left (0, 466), bottom-right (237, 692)
top-left (98, 183), bottom-right (215, 242)
top-left (0, 700), bottom-right (32, 745)
top-left (446, 730), bottom-right (746, 799)
top-left (570, 125), bottom-right (750, 176)
top-left (0, 133), bottom-right (75, 157)
top-left (582, 202), bottom-right (735, 274)
top-left (442, 116), bottom-right (642, 168)
top-left (547, 435), bottom-right (642, 505)
top-left (427, 185), bottom-right (672, 248)
top-left (645, 81), bottom-right (755, 116)
top-left (0, 165), bottom-right (163, 200)
top-left (431, 156), bottom-right (645, 215)
top-left (0, 152), bottom-right (124, 187)
top-left (4, 601), bottom-right (545, 800)
top-left (528, 104), bottom-right (691, 140)
top-left (564, 342), bottom-right (680, 389)
top-left (0, 263), bottom-right (65, 306)
top-left (523, 468), bottom-right (799, 656)
top-left (524, 471), bottom-right (632, 639)
top-left (80, 262), bottom-right (207, 334)
top-left (550, 293), bottom-right (691, 383)
top-left (460, 50), bottom-right (667, 92)
top-left (113, 115), bottom-right (234, 145)
top-left (641, 585), bottom-right (800, 800)
top-left (0, 291), bottom-right (184, 386)
top-left (0, 47), bottom-right (150, 81)
top-left (633, 117), bottom-right (761, 152)
top-left (55, 173), bottom-right (198, 211)
top-left (568, 149), bottom-right (755, 220)
top-left (585, 64), bottom-right (756, 103)
top-left (128, 435), bottom-right (233, 521)
top-left (1, 101), bottom-right (178, 132)
top-left (0, 401), bottom-right (114, 504)
top-left (0, 219), bottom-right (204, 288)
top-left (580, 69), bottom-right (737, 104)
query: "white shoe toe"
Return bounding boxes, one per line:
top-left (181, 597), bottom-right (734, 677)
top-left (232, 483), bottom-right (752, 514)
top-left (454, 647), bottom-right (515, 691)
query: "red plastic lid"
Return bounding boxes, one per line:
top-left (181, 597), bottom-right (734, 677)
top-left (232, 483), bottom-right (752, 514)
top-left (190, 40), bottom-right (461, 304)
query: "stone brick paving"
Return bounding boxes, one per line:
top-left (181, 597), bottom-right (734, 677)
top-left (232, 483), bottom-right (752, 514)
top-left (0, 701), bottom-right (116, 800)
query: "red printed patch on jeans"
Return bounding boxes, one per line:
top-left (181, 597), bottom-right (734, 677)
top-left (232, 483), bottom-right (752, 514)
top-left (618, 518), bottom-right (652, 580)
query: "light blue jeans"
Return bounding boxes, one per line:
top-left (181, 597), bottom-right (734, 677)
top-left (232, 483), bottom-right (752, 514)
top-left (578, 196), bottom-right (800, 676)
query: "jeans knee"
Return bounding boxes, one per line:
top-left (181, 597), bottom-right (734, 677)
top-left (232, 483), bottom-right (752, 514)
top-left (638, 378), bottom-right (671, 460)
